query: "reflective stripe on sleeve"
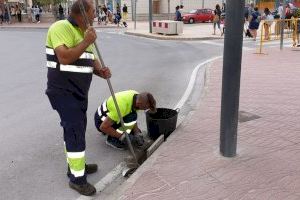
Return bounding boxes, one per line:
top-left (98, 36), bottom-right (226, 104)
top-left (116, 129), bottom-right (123, 134)
top-left (60, 64), bottom-right (93, 73)
top-left (124, 121), bottom-right (137, 127)
top-left (80, 52), bottom-right (95, 60)
top-left (101, 116), bottom-right (106, 122)
top-left (102, 101), bottom-right (107, 112)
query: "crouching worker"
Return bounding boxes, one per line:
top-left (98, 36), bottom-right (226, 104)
top-left (94, 90), bottom-right (156, 150)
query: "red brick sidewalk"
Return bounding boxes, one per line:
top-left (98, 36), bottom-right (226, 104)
top-left (114, 48), bottom-right (300, 200)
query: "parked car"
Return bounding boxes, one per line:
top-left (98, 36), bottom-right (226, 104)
top-left (182, 9), bottom-right (214, 24)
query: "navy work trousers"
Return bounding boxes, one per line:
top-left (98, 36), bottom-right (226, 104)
top-left (47, 93), bottom-right (87, 185)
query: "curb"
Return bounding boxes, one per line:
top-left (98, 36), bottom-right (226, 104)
top-left (125, 31), bottom-right (223, 41)
top-left (100, 57), bottom-right (221, 200)
top-left (0, 25), bottom-right (125, 30)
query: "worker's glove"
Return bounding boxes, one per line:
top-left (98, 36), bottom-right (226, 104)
top-left (129, 134), bottom-right (144, 147)
top-left (119, 133), bottom-right (144, 147)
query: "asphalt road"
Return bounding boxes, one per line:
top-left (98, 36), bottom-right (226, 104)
top-left (0, 28), bottom-right (223, 200)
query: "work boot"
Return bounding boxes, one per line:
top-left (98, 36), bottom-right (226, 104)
top-left (69, 181), bottom-right (96, 196)
top-left (67, 164), bottom-right (98, 177)
top-left (86, 164), bottom-right (98, 174)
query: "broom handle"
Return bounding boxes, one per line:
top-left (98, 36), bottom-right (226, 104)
top-left (78, 1), bottom-right (139, 165)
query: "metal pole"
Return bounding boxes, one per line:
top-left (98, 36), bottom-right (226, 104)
top-left (131, 0), bottom-right (134, 21)
top-left (134, 0), bottom-right (136, 30)
top-left (149, 0), bottom-right (152, 33)
top-left (220, 0), bottom-right (245, 157)
top-left (280, 1), bottom-right (286, 50)
top-left (202, 0), bottom-right (205, 9)
top-left (167, 0), bottom-right (170, 20)
top-left (78, 0), bottom-right (139, 165)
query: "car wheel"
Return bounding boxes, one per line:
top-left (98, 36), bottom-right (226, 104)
top-left (189, 18), bottom-right (194, 24)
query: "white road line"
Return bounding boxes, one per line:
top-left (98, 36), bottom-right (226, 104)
top-left (201, 40), bottom-right (253, 51)
top-left (77, 56), bottom-right (222, 199)
top-left (174, 56), bottom-right (221, 110)
top-left (76, 162), bottom-right (126, 200)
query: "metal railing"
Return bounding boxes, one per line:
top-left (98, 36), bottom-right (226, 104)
top-left (258, 18), bottom-right (300, 54)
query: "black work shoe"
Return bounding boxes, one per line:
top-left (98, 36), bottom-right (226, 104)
top-left (69, 182), bottom-right (96, 196)
top-left (106, 136), bottom-right (126, 150)
top-left (86, 164), bottom-right (98, 174)
top-left (67, 164), bottom-right (98, 177)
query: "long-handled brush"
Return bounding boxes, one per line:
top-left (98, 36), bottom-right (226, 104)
top-left (78, 0), bottom-right (139, 167)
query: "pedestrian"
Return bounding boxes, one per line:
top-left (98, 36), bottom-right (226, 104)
top-left (122, 3), bottom-right (128, 27)
top-left (94, 90), bottom-right (156, 150)
top-left (58, 4), bottom-right (64, 20)
top-left (102, 5), bottom-right (108, 25)
top-left (0, 4), bottom-right (4, 25)
top-left (179, 4), bottom-right (184, 16)
top-left (175, 5), bottom-right (182, 21)
top-left (292, 11), bottom-right (300, 47)
top-left (35, 5), bottom-right (40, 23)
top-left (248, 7), bottom-right (261, 41)
top-left (16, 4), bottom-right (22, 22)
top-left (45, 0), bottom-right (111, 196)
top-left (213, 4), bottom-right (222, 35)
top-left (262, 7), bottom-right (273, 40)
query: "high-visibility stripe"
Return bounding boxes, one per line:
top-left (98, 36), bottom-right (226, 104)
top-left (98, 106), bottom-right (102, 116)
top-left (80, 52), bottom-right (95, 60)
top-left (46, 48), bottom-right (93, 60)
top-left (101, 116), bottom-right (106, 121)
top-left (46, 48), bottom-right (55, 55)
top-left (116, 129), bottom-right (123, 134)
top-left (102, 101), bottom-right (107, 112)
top-left (126, 129), bottom-right (131, 133)
top-left (124, 121), bottom-right (137, 126)
top-left (67, 151), bottom-right (85, 159)
top-left (47, 61), bottom-right (57, 68)
top-left (60, 64), bottom-right (93, 73)
top-left (70, 169), bottom-right (85, 177)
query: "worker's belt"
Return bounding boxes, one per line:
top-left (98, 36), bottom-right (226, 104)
top-left (46, 47), bottom-right (94, 73)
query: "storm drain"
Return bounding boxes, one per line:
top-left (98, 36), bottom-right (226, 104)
top-left (238, 111), bottom-right (261, 123)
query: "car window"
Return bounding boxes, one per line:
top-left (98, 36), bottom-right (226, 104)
top-left (189, 10), bottom-right (197, 14)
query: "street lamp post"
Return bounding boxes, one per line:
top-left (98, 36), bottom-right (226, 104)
top-left (149, 0), bottom-right (152, 33)
top-left (280, 1), bottom-right (286, 50)
top-left (202, 0), bottom-right (205, 8)
top-left (220, 0), bottom-right (245, 157)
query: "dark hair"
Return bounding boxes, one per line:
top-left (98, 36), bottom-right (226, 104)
top-left (264, 7), bottom-right (270, 15)
top-left (71, 0), bottom-right (90, 15)
top-left (147, 93), bottom-right (156, 112)
top-left (216, 4), bottom-right (220, 10)
top-left (254, 7), bottom-right (259, 11)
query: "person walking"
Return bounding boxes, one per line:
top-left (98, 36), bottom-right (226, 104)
top-left (175, 5), bottom-right (182, 21)
top-left (16, 4), bottom-right (22, 22)
top-left (248, 7), bottom-right (261, 41)
top-left (213, 4), bottom-right (222, 35)
top-left (262, 7), bottom-right (273, 40)
top-left (58, 4), bottom-right (64, 20)
top-left (94, 90), bottom-right (156, 150)
top-left (45, 0), bottom-right (111, 196)
top-left (122, 3), bottom-right (128, 27)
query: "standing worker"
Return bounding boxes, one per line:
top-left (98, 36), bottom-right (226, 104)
top-left (45, 0), bottom-right (111, 196)
top-left (94, 90), bottom-right (156, 150)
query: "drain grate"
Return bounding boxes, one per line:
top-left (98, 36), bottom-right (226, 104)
top-left (238, 111), bottom-right (261, 123)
